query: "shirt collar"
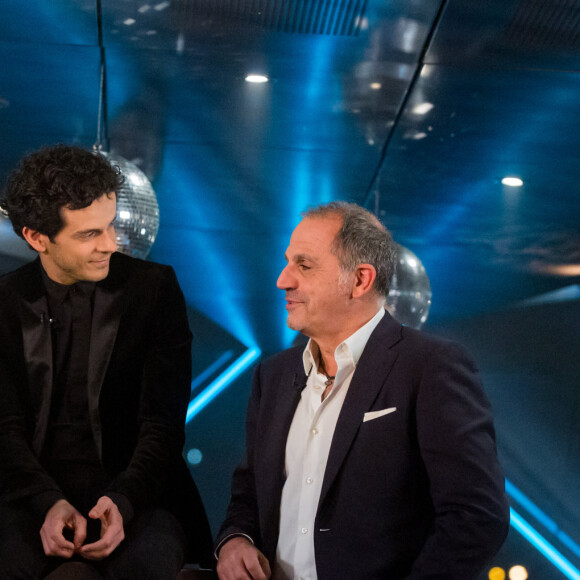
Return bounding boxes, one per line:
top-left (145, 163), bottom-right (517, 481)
top-left (302, 307), bottom-right (385, 376)
top-left (41, 266), bottom-right (96, 305)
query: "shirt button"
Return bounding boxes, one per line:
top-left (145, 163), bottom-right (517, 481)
top-left (311, 428), bottom-right (319, 435)
top-left (301, 527), bottom-right (308, 534)
top-left (306, 477), bottom-right (313, 484)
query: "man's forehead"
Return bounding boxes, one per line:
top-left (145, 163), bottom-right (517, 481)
top-left (59, 193), bottom-right (117, 227)
top-left (289, 216), bottom-right (340, 246)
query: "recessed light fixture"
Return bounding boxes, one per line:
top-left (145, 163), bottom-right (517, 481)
top-left (502, 177), bottom-right (523, 187)
top-left (370, 82), bottom-right (382, 90)
top-left (245, 74), bottom-right (269, 84)
top-left (412, 102), bottom-right (434, 115)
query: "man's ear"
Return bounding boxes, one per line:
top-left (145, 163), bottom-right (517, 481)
top-left (352, 263), bottom-right (377, 298)
top-left (22, 227), bottom-right (49, 253)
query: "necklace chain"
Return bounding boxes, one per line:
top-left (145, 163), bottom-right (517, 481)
top-left (318, 355), bottom-right (335, 386)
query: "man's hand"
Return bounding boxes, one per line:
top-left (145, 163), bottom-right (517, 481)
top-left (217, 536), bottom-right (271, 580)
top-left (40, 499), bottom-right (87, 558)
top-left (78, 496), bottom-right (125, 560)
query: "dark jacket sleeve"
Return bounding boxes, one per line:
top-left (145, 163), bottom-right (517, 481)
top-left (215, 362), bottom-right (264, 551)
top-left (104, 265), bottom-right (193, 518)
top-left (405, 339), bottom-right (510, 579)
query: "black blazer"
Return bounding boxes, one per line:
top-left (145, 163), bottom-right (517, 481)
top-left (217, 312), bottom-right (509, 579)
top-left (0, 252), bottom-right (212, 566)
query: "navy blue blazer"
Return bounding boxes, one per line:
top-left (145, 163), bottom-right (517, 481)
top-left (0, 253), bottom-right (213, 566)
top-left (218, 312), bottom-right (509, 579)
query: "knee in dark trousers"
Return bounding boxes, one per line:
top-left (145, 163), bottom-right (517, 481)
top-left (44, 562), bottom-right (104, 580)
top-left (102, 508), bottom-right (187, 580)
top-left (0, 501), bottom-right (49, 579)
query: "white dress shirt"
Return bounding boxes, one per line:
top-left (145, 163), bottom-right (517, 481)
top-left (273, 308), bottom-right (385, 580)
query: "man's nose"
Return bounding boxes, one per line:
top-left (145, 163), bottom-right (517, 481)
top-left (98, 229), bottom-right (118, 253)
top-left (277, 264), bottom-right (295, 290)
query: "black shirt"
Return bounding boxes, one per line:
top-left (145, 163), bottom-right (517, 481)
top-left (40, 270), bottom-right (109, 515)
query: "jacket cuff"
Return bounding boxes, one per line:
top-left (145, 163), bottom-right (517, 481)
top-left (104, 492), bottom-right (134, 525)
top-left (214, 533), bottom-right (255, 560)
top-left (28, 490), bottom-right (67, 517)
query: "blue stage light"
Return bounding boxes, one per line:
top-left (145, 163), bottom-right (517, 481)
top-left (506, 479), bottom-right (559, 534)
top-left (510, 508), bottom-right (580, 580)
top-left (186, 347), bottom-right (261, 422)
top-left (506, 479), bottom-right (580, 559)
top-left (190, 350), bottom-right (234, 392)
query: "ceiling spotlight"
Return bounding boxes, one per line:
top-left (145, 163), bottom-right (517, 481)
top-left (245, 74), bottom-right (269, 84)
top-left (370, 82), bottom-right (382, 90)
top-left (502, 177), bottom-right (523, 187)
top-left (412, 102), bottom-right (434, 115)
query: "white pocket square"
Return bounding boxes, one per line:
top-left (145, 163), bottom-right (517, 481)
top-left (363, 407), bottom-right (397, 422)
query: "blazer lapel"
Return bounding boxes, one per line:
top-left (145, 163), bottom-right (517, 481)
top-left (319, 313), bottom-right (402, 505)
top-left (87, 272), bottom-right (124, 459)
top-left (259, 358), bottom-right (307, 560)
top-left (260, 361), bottom-right (307, 493)
top-left (17, 260), bottom-right (53, 455)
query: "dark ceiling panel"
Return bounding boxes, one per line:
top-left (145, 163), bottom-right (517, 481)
top-left (426, 0), bottom-right (580, 71)
top-left (375, 64), bottom-right (580, 321)
top-left (0, 41), bottom-right (101, 142)
top-left (1, 0), bottom-right (98, 45)
top-left (171, 0), bottom-right (370, 36)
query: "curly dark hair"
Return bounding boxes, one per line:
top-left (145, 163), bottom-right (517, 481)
top-left (0, 144), bottom-right (123, 241)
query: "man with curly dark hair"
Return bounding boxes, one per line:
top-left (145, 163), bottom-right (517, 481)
top-left (0, 145), bottom-right (212, 579)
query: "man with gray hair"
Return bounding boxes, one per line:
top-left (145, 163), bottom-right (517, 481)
top-left (216, 202), bottom-right (509, 580)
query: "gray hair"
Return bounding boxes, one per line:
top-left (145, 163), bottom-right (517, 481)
top-left (302, 202), bottom-right (396, 298)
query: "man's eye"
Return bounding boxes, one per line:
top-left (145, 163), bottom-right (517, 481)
top-left (299, 264), bottom-right (310, 271)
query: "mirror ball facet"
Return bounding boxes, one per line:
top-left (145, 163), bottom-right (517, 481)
top-left (102, 152), bottom-right (159, 259)
top-left (386, 244), bottom-right (432, 329)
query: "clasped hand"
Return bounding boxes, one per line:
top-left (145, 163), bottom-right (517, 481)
top-left (40, 496), bottom-right (124, 560)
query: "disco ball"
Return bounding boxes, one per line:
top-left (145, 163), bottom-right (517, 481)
top-left (102, 152), bottom-right (159, 259)
top-left (386, 244), bottom-right (432, 329)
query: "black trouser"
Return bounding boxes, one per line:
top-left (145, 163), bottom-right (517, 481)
top-left (0, 501), bottom-right (187, 579)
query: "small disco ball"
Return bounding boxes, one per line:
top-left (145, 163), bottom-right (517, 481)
top-left (102, 152), bottom-right (159, 259)
top-left (386, 244), bottom-right (432, 329)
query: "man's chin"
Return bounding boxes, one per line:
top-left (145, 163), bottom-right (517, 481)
top-left (85, 265), bottom-right (110, 282)
top-left (286, 316), bottom-right (304, 333)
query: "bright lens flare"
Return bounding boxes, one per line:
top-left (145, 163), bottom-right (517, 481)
top-left (489, 567), bottom-right (506, 580)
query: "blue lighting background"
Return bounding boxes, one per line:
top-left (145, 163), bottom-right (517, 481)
top-left (0, 1), bottom-right (579, 577)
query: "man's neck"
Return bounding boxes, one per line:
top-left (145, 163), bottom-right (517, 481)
top-left (310, 304), bottom-right (384, 376)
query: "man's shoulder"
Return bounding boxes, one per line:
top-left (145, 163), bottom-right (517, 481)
top-left (365, 313), bottom-right (474, 365)
top-left (107, 252), bottom-right (175, 284)
top-left (0, 259), bottom-right (37, 290)
top-left (260, 344), bottom-right (304, 372)
top-left (110, 251), bottom-right (171, 273)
